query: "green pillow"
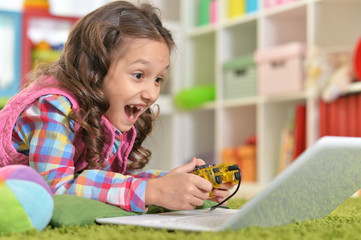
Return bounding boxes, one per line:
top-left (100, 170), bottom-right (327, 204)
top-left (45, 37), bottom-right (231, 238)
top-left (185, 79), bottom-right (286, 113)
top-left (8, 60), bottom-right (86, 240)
top-left (49, 195), bottom-right (137, 227)
top-left (50, 195), bottom-right (222, 227)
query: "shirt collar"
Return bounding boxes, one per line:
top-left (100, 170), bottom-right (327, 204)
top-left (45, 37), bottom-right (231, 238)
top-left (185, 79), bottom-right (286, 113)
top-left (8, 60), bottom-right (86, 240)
top-left (115, 128), bottom-right (123, 142)
top-left (102, 115), bottom-right (123, 142)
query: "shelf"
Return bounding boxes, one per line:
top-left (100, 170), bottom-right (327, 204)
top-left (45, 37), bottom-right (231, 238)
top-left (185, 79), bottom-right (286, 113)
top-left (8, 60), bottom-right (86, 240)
top-left (347, 82), bottom-right (361, 94)
top-left (260, 91), bottom-right (309, 103)
top-left (186, 24), bottom-right (216, 38)
top-left (221, 12), bottom-right (258, 29)
top-left (221, 96), bottom-right (259, 108)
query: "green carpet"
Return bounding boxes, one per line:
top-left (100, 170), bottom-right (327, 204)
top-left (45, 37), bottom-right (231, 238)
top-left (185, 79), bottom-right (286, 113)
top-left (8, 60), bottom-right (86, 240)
top-left (2, 198), bottom-right (361, 240)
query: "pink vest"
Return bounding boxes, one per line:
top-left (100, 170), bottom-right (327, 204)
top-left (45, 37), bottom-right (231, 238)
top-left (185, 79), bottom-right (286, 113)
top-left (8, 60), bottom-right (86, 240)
top-left (0, 76), bottom-right (136, 174)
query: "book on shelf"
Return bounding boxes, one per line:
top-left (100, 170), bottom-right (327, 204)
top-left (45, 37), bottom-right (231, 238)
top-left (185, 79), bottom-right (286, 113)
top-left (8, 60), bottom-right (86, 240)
top-left (293, 104), bottom-right (306, 160)
top-left (319, 99), bottom-right (328, 137)
top-left (279, 104), bottom-right (306, 172)
top-left (348, 94), bottom-right (358, 137)
top-left (319, 93), bottom-right (359, 137)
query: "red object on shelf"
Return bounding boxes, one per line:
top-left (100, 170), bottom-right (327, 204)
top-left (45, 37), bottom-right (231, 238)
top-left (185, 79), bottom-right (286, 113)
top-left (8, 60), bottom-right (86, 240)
top-left (292, 104), bottom-right (306, 160)
top-left (319, 99), bottom-right (328, 137)
top-left (347, 94), bottom-right (358, 137)
top-left (21, 8), bottom-right (78, 86)
top-left (354, 37), bottom-right (361, 81)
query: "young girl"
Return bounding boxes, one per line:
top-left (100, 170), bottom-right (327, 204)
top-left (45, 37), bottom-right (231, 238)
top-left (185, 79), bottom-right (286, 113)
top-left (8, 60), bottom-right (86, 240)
top-left (0, 1), bottom-right (231, 212)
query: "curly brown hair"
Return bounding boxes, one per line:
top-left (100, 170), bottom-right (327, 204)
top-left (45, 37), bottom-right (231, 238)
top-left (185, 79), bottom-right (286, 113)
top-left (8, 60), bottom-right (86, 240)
top-left (27, 1), bottom-right (174, 170)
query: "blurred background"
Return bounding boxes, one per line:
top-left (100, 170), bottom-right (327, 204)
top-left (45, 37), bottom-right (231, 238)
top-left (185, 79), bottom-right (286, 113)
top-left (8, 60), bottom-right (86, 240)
top-left (1, 0), bottom-right (361, 198)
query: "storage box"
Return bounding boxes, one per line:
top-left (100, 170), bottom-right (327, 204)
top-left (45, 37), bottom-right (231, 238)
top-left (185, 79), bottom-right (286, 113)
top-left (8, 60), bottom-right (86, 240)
top-left (223, 54), bottom-right (257, 99)
top-left (255, 42), bottom-right (306, 95)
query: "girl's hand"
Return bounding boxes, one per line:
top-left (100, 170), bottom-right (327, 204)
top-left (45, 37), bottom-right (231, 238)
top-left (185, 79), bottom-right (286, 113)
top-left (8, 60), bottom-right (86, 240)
top-left (145, 158), bottom-right (213, 210)
top-left (210, 182), bottom-right (234, 205)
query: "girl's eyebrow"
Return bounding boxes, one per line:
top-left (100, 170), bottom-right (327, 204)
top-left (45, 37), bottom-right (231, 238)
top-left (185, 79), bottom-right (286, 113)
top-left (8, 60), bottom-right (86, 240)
top-left (130, 58), bottom-right (150, 65)
top-left (130, 58), bottom-right (170, 71)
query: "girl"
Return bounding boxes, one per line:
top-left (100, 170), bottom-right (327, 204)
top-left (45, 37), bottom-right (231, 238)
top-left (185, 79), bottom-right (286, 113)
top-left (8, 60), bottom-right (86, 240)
top-left (0, 1), bottom-right (231, 212)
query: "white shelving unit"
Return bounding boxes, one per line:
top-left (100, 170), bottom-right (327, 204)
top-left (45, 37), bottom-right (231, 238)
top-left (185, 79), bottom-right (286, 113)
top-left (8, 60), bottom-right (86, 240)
top-left (143, 0), bottom-right (361, 198)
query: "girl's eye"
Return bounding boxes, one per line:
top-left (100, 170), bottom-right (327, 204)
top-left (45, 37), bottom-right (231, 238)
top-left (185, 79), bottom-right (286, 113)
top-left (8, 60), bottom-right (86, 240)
top-left (133, 73), bottom-right (143, 79)
top-left (155, 77), bottom-right (163, 84)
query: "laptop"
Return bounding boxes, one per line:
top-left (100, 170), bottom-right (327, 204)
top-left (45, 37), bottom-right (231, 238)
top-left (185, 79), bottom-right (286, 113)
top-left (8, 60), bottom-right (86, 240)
top-left (96, 136), bottom-right (361, 231)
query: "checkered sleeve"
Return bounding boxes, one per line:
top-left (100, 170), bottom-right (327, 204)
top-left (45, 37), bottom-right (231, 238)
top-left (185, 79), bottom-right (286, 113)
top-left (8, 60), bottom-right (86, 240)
top-left (126, 169), bottom-right (168, 178)
top-left (12, 94), bottom-right (153, 212)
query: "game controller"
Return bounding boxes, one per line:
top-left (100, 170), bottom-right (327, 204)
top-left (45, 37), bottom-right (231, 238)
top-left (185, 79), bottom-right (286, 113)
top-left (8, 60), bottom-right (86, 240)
top-left (192, 163), bottom-right (241, 197)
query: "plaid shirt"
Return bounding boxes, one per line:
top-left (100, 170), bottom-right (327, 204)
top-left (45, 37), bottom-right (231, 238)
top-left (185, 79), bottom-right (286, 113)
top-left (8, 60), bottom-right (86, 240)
top-left (12, 94), bottom-right (166, 212)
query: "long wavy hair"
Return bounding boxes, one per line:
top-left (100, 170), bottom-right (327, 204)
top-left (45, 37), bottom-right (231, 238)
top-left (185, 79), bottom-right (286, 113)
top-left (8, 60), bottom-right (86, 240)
top-left (27, 1), bottom-right (175, 170)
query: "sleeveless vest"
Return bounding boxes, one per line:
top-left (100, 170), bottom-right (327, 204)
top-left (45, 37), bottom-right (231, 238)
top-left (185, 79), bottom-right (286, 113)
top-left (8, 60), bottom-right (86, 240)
top-left (0, 76), bottom-right (136, 174)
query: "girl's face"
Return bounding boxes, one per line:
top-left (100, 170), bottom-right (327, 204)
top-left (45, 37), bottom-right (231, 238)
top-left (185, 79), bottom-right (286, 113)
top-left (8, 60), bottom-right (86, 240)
top-left (103, 38), bottom-right (170, 132)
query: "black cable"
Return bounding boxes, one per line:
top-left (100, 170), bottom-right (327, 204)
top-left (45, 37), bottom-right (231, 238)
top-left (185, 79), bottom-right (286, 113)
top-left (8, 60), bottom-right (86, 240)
top-left (210, 169), bottom-right (241, 211)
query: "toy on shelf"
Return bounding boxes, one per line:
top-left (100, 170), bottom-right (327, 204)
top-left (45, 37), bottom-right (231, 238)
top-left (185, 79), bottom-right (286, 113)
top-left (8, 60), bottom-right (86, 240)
top-left (174, 85), bottom-right (215, 110)
top-left (304, 46), bottom-right (356, 103)
top-left (31, 40), bottom-right (62, 69)
top-left (321, 53), bottom-right (354, 102)
top-left (222, 135), bottom-right (257, 182)
top-left (23, 0), bottom-right (49, 10)
top-left (304, 46), bottom-right (333, 94)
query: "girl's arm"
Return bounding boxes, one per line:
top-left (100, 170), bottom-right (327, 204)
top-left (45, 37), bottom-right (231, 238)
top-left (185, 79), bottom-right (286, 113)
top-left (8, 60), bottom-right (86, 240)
top-left (13, 94), bottom-right (154, 212)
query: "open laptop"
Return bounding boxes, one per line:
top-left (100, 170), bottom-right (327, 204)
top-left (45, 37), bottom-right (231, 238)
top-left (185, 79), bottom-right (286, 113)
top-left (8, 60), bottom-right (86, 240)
top-left (96, 136), bottom-right (361, 231)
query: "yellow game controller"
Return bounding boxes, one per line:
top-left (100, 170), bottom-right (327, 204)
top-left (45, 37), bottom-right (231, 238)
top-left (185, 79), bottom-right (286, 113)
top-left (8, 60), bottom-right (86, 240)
top-left (192, 163), bottom-right (241, 198)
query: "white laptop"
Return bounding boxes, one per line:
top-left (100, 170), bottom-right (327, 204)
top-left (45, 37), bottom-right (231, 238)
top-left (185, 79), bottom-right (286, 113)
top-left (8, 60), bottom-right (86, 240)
top-left (96, 136), bottom-right (361, 231)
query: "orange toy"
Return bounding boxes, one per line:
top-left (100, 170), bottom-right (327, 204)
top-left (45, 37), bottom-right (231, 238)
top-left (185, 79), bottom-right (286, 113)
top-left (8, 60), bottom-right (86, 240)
top-left (23, 0), bottom-right (49, 10)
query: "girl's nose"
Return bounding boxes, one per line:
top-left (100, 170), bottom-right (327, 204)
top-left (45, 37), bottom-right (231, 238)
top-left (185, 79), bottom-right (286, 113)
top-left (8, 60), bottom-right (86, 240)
top-left (141, 82), bottom-right (159, 103)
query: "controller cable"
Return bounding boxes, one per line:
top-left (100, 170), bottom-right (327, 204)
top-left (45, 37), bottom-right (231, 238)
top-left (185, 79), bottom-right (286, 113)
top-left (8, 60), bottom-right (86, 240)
top-left (210, 168), bottom-right (241, 211)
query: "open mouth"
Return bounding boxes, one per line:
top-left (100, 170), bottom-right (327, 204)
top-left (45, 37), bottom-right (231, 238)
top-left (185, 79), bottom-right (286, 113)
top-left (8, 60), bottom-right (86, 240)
top-left (124, 105), bottom-right (143, 120)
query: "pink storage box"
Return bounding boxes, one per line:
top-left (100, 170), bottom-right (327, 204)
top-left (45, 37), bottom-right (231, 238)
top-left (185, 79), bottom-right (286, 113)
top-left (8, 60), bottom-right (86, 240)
top-left (255, 42), bottom-right (306, 95)
top-left (264, 0), bottom-right (298, 9)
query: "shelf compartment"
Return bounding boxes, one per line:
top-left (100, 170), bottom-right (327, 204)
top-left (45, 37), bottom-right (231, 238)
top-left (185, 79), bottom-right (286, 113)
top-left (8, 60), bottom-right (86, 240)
top-left (313, 0), bottom-right (361, 49)
top-left (259, 98), bottom-right (306, 182)
top-left (219, 105), bottom-right (256, 148)
top-left (262, 3), bottom-right (307, 48)
top-left (183, 109), bottom-right (216, 165)
top-left (21, 8), bottom-right (78, 85)
top-left (220, 19), bottom-right (258, 62)
top-left (185, 32), bottom-right (216, 87)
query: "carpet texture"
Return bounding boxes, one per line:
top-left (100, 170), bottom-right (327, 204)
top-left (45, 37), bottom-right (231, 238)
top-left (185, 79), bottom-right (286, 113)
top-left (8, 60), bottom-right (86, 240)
top-left (1, 197), bottom-right (361, 240)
